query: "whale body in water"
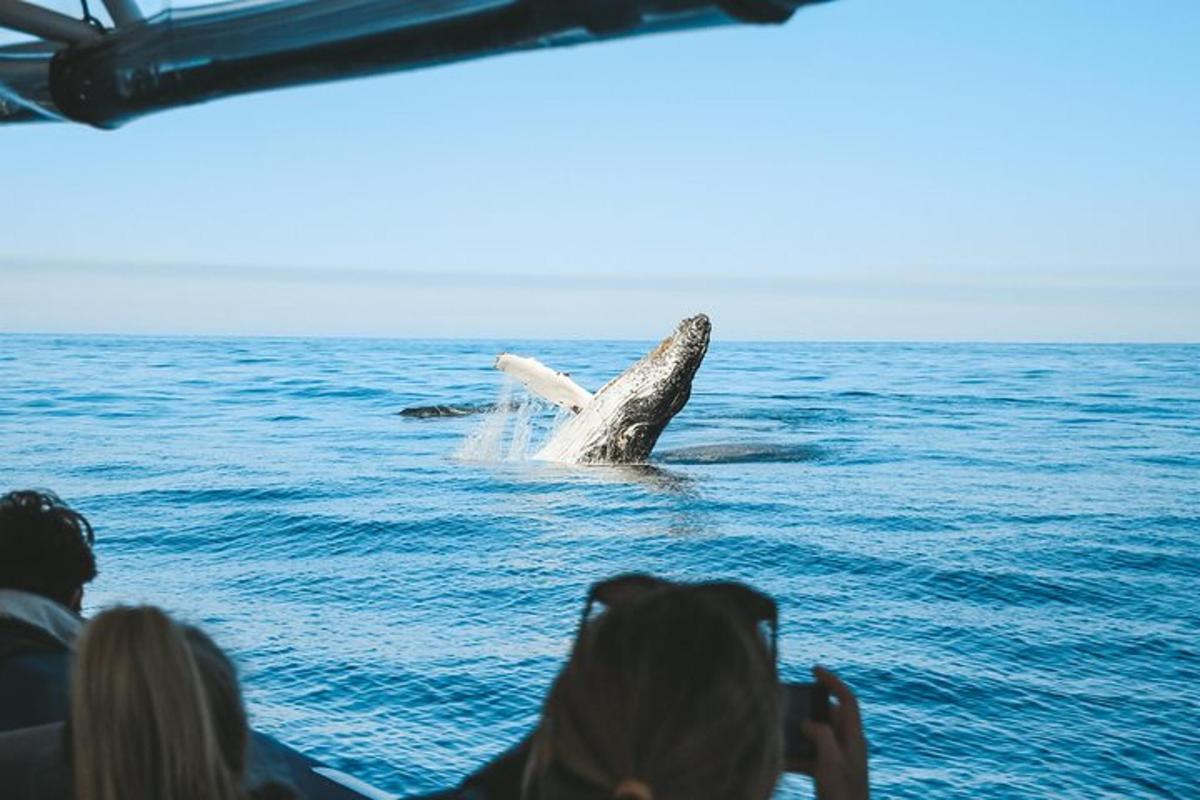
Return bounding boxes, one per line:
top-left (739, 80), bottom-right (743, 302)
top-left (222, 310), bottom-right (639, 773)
top-left (497, 314), bottom-right (711, 464)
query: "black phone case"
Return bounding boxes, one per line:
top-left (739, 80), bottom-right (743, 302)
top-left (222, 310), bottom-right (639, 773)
top-left (782, 681), bottom-right (831, 762)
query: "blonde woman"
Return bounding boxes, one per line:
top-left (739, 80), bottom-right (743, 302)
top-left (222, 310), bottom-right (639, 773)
top-left (70, 606), bottom-right (287, 800)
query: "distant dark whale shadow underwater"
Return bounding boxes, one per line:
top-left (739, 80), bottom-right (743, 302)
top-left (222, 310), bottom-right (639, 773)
top-left (653, 443), bottom-right (827, 465)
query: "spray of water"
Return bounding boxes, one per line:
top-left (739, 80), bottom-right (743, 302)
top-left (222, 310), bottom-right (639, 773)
top-left (506, 396), bottom-right (536, 461)
top-left (457, 378), bottom-right (567, 462)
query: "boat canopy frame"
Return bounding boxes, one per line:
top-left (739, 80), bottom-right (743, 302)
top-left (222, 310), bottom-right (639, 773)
top-left (0, 0), bottom-right (831, 128)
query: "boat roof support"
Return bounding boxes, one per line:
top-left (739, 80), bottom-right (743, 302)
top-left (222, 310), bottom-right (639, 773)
top-left (100, 0), bottom-right (141, 26)
top-left (0, 0), bottom-right (101, 42)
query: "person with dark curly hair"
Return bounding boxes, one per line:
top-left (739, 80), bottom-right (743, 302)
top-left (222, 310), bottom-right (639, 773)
top-left (0, 489), bottom-right (99, 731)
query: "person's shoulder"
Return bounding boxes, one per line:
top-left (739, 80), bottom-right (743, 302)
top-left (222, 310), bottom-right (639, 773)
top-left (0, 618), bottom-right (71, 681)
top-left (0, 629), bottom-right (71, 732)
top-left (0, 616), bottom-right (69, 658)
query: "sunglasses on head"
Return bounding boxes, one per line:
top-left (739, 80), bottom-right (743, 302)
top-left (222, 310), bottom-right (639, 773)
top-left (579, 573), bottom-right (779, 662)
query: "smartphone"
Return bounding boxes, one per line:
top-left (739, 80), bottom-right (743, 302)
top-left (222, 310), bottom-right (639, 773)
top-left (782, 681), bottom-right (831, 762)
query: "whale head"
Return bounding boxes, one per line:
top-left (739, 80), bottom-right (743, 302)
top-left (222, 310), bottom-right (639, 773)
top-left (536, 314), bottom-right (711, 464)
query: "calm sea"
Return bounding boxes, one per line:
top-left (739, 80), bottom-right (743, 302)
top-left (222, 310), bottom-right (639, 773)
top-left (1, 335), bottom-right (1197, 798)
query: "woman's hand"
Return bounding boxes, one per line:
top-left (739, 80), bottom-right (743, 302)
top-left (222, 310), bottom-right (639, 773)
top-left (798, 666), bottom-right (869, 800)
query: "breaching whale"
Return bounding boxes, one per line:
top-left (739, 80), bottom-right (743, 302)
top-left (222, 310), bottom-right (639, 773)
top-left (497, 314), bottom-right (711, 464)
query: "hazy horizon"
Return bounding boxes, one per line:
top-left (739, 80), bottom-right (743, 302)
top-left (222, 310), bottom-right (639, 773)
top-left (2, 255), bottom-right (1197, 342)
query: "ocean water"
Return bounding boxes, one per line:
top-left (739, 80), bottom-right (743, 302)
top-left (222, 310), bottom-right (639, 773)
top-left (1, 335), bottom-right (1197, 799)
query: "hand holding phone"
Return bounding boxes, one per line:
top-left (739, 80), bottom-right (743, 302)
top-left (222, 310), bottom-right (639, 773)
top-left (786, 666), bottom-right (869, 800)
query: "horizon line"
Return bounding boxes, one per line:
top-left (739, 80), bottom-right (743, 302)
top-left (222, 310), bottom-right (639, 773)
top-left (2, 329), bottom-right (1196, 346)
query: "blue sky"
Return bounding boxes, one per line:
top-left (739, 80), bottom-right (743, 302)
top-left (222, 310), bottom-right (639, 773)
top-left (1, 0), bottom-right (1197, 340)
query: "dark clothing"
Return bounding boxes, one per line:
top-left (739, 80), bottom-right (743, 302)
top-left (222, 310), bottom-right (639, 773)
top-left (0, 723), bottom-right (70, 800)
top-left (0, 721), bottom-right (527, 800)
top-left (452, 738), bottom-right (529, 800)
top-left (0, 617), bottom-right (72, 733)
top-left (0, 723), bottom-right (354, 800)
top-left (407, 738), bottom-right (528, 800)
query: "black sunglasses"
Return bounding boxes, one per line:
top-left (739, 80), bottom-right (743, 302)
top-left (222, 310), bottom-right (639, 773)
top-left (579, 573), bottom-right (779, 662)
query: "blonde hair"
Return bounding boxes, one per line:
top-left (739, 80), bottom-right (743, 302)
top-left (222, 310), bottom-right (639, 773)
top-left (525, 581), bottom-right (782, 800)
top-left (70, 606), bottom-right (244, 800)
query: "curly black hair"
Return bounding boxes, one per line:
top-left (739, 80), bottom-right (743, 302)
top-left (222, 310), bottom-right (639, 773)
top-left (0, 489), bottom-right (98, 607)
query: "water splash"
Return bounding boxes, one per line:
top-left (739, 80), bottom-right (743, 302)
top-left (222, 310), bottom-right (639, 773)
top-left (456, 379), bottom-right (562, 462)
top-left (506, 396), bottom-right (536, 461)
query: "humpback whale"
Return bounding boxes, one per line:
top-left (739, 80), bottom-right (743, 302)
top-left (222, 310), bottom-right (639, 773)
top-left (498, 314), bottom-right (711, 465)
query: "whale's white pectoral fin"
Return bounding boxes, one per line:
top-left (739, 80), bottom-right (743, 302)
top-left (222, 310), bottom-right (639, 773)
top-left (494, 353), bottom-right (594, 414)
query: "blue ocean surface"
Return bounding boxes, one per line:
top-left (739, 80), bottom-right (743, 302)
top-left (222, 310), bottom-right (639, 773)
top-left (1, 335), bottom-right (1197, 798)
